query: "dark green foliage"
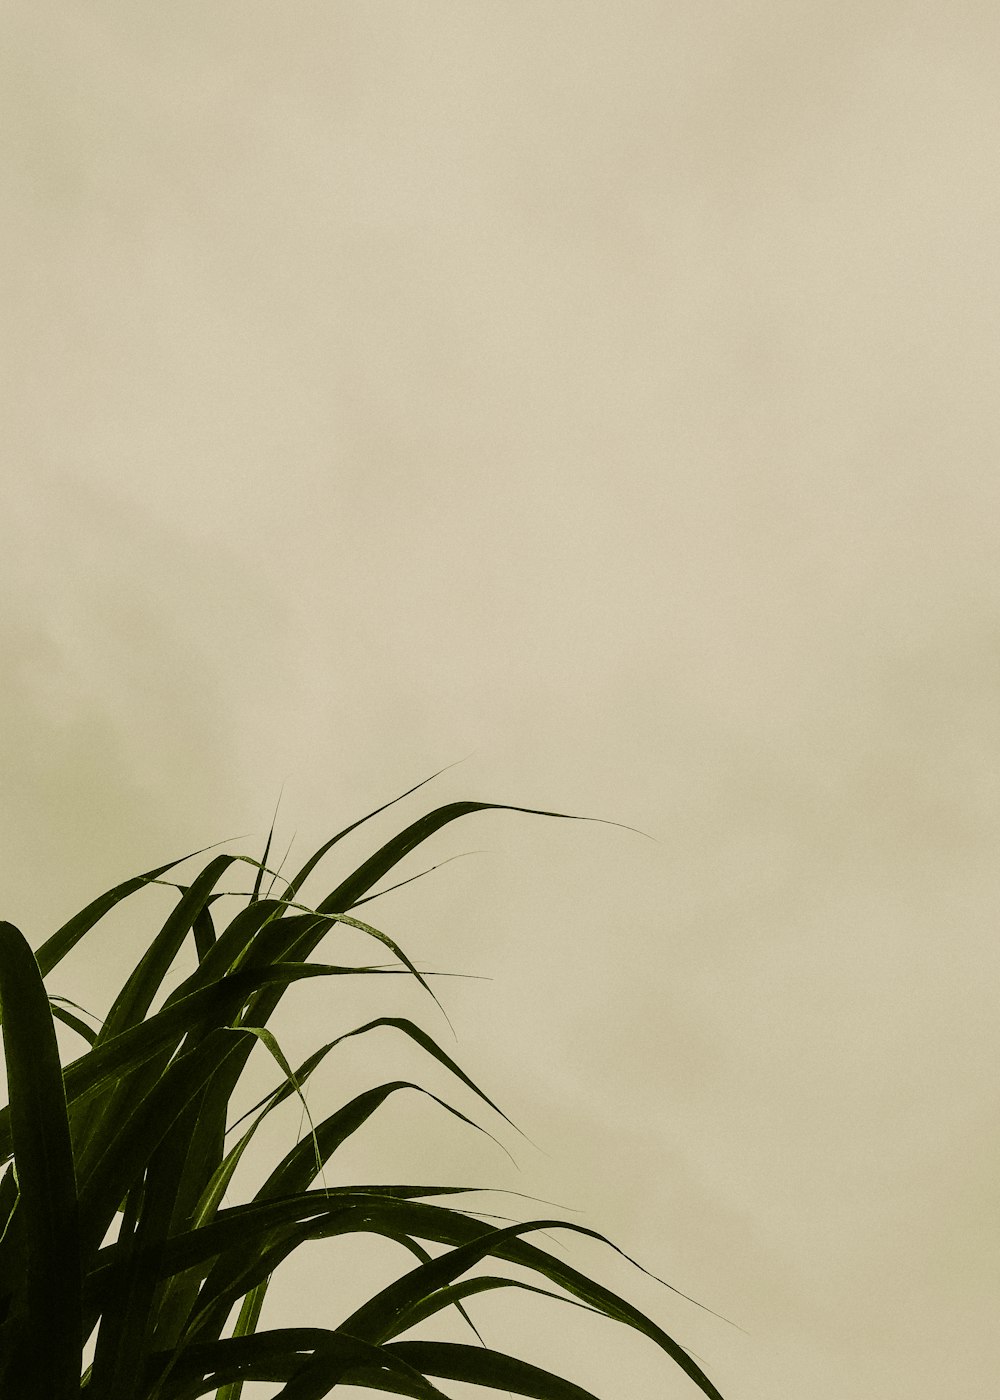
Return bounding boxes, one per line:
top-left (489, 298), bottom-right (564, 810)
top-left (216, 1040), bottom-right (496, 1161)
top-left (0, 776), bottom-right (726, 1399)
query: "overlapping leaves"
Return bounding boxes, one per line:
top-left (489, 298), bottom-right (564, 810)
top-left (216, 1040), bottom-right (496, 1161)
top-left (0, 774), bottom-right (727, 1399)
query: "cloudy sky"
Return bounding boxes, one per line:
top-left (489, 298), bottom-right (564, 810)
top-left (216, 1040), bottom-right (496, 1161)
top-left (3, 4), bottom-right (999, 1397)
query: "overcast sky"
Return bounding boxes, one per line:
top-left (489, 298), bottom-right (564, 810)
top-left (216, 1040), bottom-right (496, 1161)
top-left (3, 5), bottom-right (999, 1397)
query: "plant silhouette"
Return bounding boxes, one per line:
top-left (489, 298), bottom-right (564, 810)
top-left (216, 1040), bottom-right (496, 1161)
top-left (0, 774), bottom-right (727, 1399)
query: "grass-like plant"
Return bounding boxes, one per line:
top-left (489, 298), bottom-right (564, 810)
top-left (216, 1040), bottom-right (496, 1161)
top-left (0, 774), bottom-right (727, 1400)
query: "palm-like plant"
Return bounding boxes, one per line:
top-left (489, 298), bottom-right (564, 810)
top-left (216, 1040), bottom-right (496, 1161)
top-left (0, 775), bottom-right (727, 1400)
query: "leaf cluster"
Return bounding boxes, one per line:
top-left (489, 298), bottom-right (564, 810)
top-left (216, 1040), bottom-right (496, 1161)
top-left (0, 775), bottom-right (726, 1400)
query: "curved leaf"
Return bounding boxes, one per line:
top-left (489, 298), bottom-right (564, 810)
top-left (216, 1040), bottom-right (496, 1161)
top-left (387, 1340), bottom-right (604, 1400)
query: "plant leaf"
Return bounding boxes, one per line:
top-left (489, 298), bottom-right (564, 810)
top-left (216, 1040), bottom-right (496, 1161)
top-left (0, 921), bottom-right (83, 1397)
top-left (386, 1340), bottom-right (604, 1400)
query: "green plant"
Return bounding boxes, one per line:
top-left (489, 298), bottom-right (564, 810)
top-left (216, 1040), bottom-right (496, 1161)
top-left (0, 775), bottom-right (727, 1400)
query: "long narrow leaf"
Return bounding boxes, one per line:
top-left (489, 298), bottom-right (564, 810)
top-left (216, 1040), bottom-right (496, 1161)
top-left (282, 763), bottom-right (469, 905)
top-left (50, 999), bottom-right (99, 1047)
top-left (230, 1015), bottom-right (521, 1144)
top-left (386, 1340), bottom-right (604, 1400)
top-left (250, 787), bottom-right (284, 905)
top-left (0, 921), bottom-right (83, 1397)
top-left (328, 1205), bottom-right (727, 1400)
top-left (31, 844), bottom-right (223, 980)
top-left (142, 1327), bottom-right (451, 1400)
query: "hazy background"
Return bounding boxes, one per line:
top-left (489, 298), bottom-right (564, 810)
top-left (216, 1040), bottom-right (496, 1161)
top-left (3, 4), bottom-right (999, 1396)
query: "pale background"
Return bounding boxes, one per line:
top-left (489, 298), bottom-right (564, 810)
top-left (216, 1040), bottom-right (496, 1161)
top-left (3, 4), bottom-right (999, 1397)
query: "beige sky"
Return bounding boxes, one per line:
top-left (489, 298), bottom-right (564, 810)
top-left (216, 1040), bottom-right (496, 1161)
top-left (3, 4), bottom-right (999, 1397)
